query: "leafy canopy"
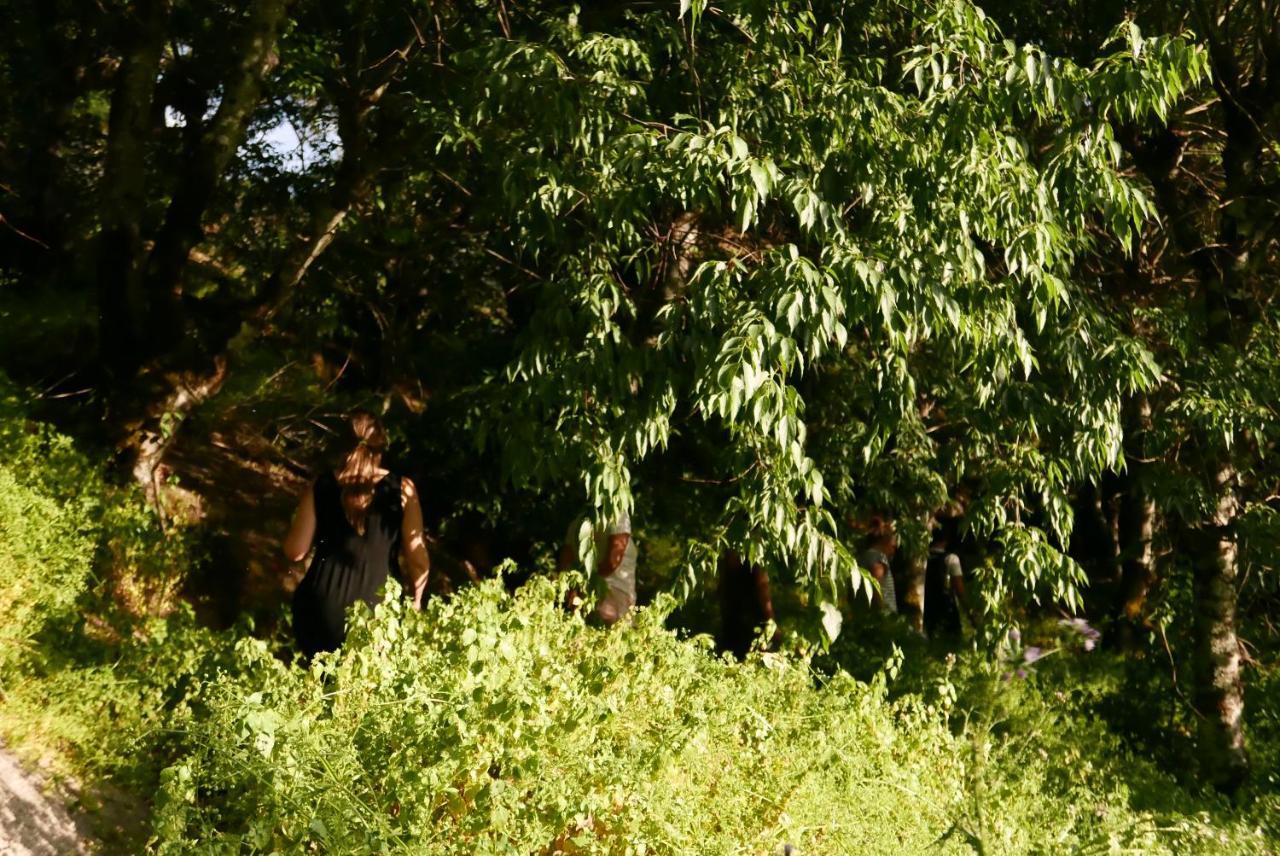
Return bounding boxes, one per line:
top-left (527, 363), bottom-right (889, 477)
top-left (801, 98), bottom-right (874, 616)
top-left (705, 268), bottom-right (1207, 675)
top-left (432, 1), bottom-right (1207, 601)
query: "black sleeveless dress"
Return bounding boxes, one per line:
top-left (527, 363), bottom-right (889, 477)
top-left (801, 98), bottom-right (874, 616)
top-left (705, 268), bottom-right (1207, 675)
top-left (292, 471), bottom-right (403, 657)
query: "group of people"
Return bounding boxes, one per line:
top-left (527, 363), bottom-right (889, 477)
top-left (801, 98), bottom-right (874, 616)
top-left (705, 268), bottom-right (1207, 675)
top-left (857, 516), bottom-right (971, 641)
top-left (281, 411), bottom-right (969, 659)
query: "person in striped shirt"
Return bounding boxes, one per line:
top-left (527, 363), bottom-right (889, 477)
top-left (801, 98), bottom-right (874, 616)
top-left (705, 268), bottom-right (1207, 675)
top-left (859, 517), bottom-right (898, 615)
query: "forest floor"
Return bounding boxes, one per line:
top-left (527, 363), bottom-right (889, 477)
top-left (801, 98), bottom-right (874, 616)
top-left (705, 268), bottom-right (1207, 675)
top-left (0, 747), bottom-right (86, 856)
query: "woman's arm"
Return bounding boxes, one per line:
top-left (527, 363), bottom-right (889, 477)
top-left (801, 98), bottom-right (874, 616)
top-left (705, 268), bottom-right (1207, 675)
top-left (400, 477), bottom-right (431, 609)
top-left (282, 482), bottom-right (317, 563)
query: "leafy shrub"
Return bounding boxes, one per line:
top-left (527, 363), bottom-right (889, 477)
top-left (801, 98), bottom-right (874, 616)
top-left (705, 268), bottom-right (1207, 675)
top-left (2, 375), bottom-right (1276, 853)
top-left (152, 577), bottom-right (1274, 854)
top-left (0, 374), bottom-right (191, 672)
top-left (0, 606), bottom-right (237, 783)
top-left (154, 577), bottom-right (952, 853)
top-left (0, 378), bottom-right (102, 669)
top-left (0, 373), bottom-right (206, 848)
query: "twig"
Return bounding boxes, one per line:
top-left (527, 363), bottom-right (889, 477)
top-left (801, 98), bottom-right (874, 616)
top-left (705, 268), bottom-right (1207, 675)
top-left (434, 169), bottom-right (471, 198)
top-left (42, 387), bottom-right (94, 400)
top-left (496, 0), bottom-right (512, 39)
top-left (406, 10), bottom-right (428, 48)
top-left (1158, 621), bottom-right (1202, 719)
top-left (618, 111), bottom-right (679, 134)
top-left (324, 350), bottom-right (354, 392)
top-left (706, 6), bottom-right (756, 43)
top-left (484, 246), bottom-right (543, 281)
top-left (0, 212), bottom-right (50, 249)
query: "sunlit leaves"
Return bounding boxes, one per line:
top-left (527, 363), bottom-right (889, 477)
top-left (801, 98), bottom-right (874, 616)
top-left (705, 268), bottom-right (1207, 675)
top-left (426, 0), bottom-right (1209, 605)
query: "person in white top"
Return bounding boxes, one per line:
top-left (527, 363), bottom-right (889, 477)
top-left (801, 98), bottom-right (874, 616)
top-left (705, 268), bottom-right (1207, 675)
top-left (558, 513), bottom-right (638, 626)
top-left (859, 547), bottom-right (897, 615)
top-left (858, 516), bottom-right (898, 616)
top-left (924, 526), bottom-right (968, 640)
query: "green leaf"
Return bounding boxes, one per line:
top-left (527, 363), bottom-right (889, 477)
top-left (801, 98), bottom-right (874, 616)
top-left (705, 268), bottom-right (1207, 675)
top-left (749, 161), bottom-right (771, 199)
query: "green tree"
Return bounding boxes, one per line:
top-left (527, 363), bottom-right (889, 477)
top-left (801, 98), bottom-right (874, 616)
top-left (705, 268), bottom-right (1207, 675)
top-left (982, 0), bottom-right (1280, 792)
top-left (442, 2), bottom-right (1203, 612)
top-left (9, 0), bottom-right (1260, 789)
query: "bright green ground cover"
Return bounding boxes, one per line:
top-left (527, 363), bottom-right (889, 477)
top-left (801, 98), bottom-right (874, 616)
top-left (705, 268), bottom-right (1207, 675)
top-left (1, 382), bottom-right (1276, 854)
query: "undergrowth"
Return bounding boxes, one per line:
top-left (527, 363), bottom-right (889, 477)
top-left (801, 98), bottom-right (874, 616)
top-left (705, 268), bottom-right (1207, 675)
top-left (1, 374), bottom-right (1277, 854)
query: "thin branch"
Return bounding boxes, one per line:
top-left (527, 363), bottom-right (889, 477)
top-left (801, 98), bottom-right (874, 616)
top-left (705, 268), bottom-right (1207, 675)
top-left (0, 212), bottom-right (50, 248)
top-left (434, 168), bottom-right (473, 197)
top-left (406, 10), bottom-right (428, 48)
top-left (496, 0), bottom-right (512, 39)
top-left (484, 246), bottom-right (544, 282)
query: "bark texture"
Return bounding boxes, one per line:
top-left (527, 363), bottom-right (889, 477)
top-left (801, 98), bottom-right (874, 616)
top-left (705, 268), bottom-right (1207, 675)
top-left (121, 358), bottom-right (229, 506)
top-left (1189, 465), bottom-right (1248, 792)
top-left (141, 0), bottom-right (289, 353)
top-left (112, 18), bottom-right (420, 487)
top-left (1115, 395), bottom-right (1157, 650)
top-left (96, 0), bottom-right (171, 378)
top-left (899, 550), bottom-right (926, 635)
top-left (1119, 15), bottom-right (1270, 786)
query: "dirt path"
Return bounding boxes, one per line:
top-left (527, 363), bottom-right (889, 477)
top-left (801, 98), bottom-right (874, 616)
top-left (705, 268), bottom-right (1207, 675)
top-left (0, 748), bottom-right (86, 856)
top-left (164, 419), bottom-right (309, 629)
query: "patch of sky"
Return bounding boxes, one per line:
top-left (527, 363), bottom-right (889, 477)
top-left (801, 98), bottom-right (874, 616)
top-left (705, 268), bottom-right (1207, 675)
top-left (247, 117), bottom-right (342, 173)
top-left (163, 89), bottom-right (340, 173)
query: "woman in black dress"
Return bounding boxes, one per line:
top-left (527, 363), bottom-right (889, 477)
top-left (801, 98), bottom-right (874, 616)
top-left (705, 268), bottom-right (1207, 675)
top-left (282, 412), bottom-right (430, 657)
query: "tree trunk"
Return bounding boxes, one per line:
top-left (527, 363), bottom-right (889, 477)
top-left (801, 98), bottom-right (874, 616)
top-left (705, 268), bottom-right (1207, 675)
top-left (111, 15), bottom-right (418, 494)
top-left (140, 0), bottom-right (288, 352)
top-left (1119, 9), bottom-right (1266, 795)
top-left (1071, 477), bottom-right (1120, 585)
top-left (1115, 395), bottom-right (1157, 650)
top-left (218, 34), bottom-right (420, 350)
top-left (118, 357), bottom-right (229, 506)
top-left (898, 513), bottom-right (929, 635)
top-left (114, 180), bottom-right (356, 489)
top-left (1115, 483), bottom-right (1156, 648)
top-left (114, 95), bottom-right (377, 490)
top-left (18, 2), bottom-right (91, 277)
top-left (1188, 464), bottom-right (1248, 793)
top-left (900, 550), bottom-right (926, 635)
top-left (249, 146), bottom-right (369, 321)
top-left (96, 0), bottom-right (171, 379)
top-left (105, 0), bottom-right (287, 485)
top-left (1183, 76), bottom-right (1255, 789)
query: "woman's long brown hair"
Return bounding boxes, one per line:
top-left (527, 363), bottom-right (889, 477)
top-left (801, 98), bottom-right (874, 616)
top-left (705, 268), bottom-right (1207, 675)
top-left (337, 411), bottom-right (387, 535)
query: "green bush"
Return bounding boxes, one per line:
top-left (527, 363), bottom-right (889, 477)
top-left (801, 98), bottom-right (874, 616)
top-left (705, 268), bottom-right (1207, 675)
top-left (0, 376), bottom-right (193, 669)
top-left (0, 469), bottom-right (96, 668)
top-left (150, 577), bottom-right (1270, 855)
top-left (0, 374), bottom-right (207, 849)
top-left (156, 578), bottom-right (951, 853)
top-left (1, 377), bottom-right (1276, 853)
top-left (0, 379), bottom-right (102, 670)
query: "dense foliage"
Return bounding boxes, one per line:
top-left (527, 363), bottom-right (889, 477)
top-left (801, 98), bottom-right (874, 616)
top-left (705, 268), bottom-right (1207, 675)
top-left (0, 377), bottom-right (99, 669)
top-left (151, 580), bottom-right (1277, 854)
top-left (2, 0), bottom-right (1279, 846)
top-left (0, 0), bottom-right (1222, 592)
top-left (0, 397), bottom-right (1274, 851)
top-left (0, 375), bottom-right (189, 668)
